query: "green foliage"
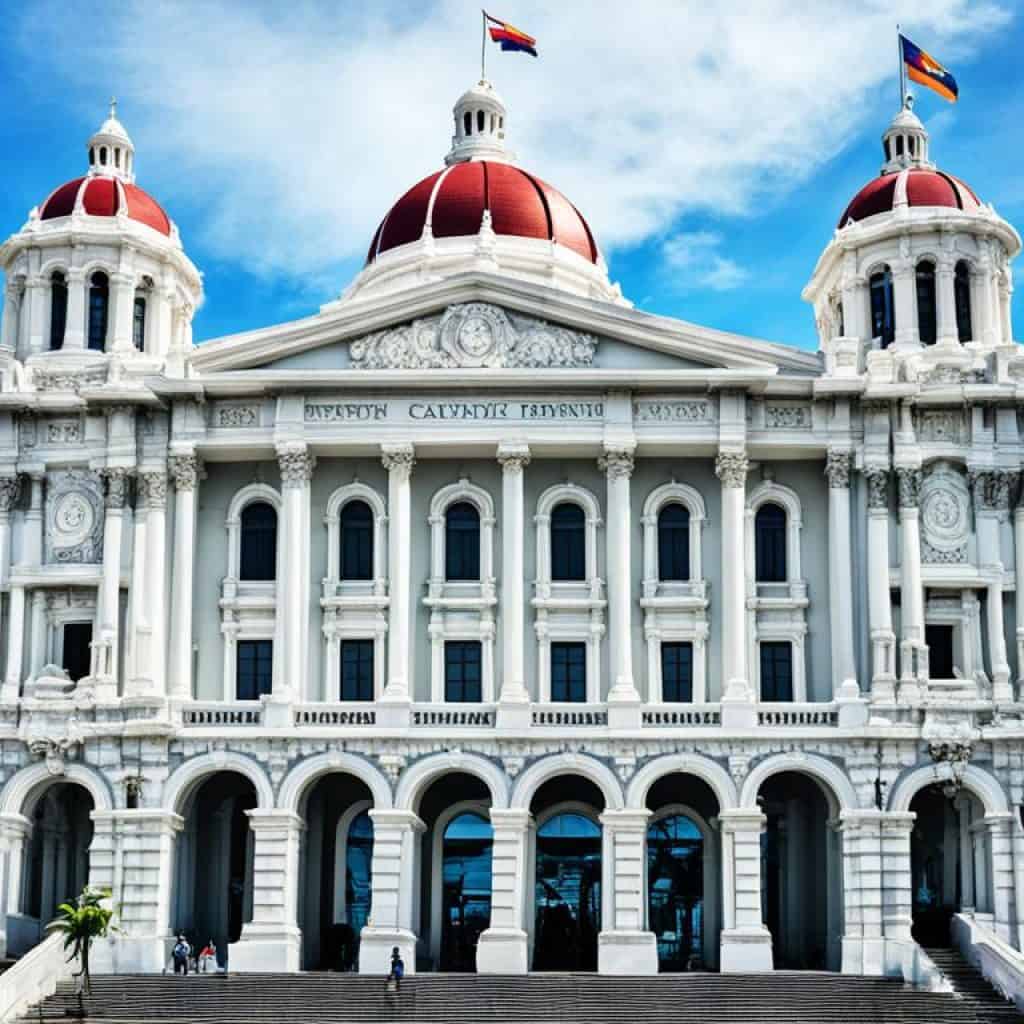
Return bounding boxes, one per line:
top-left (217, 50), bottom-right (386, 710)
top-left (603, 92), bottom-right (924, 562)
top-left (46, 886), bottom-right (116, 993)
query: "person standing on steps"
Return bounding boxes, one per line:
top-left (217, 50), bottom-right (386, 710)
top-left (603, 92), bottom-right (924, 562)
top-left (172, 935), bottom-right (191, 975)
top-left (387, 946), bottom-right (405, 993)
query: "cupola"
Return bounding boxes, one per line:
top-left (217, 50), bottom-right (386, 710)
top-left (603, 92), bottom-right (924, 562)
top-left (445, 79), bottom-right (512, 165)
top-left (86, 99), bottom-right (136, 183)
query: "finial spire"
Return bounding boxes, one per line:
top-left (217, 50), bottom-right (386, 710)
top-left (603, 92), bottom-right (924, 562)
top-left (110, 96), bottom-right (118, 120)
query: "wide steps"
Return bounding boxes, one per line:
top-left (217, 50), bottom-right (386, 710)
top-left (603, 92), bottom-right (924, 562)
top-left (925, 947), bottom-right (1021, 1022)
top-left (18, 972), bottom-right (1024, 1024)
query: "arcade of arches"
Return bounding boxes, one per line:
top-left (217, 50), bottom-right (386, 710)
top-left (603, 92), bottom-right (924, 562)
top-left (0, 761), bottom-right (1015, 976)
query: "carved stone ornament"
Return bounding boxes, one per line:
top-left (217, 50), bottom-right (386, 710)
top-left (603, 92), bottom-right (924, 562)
top-left (863, 468), bottom-right (890, 510)
top-left (33, 367), bottom-right (107, 394)
top-left (919, 462), bottom-right (971, 558)
top-left (140, 472), bottom-right (168, 509)
top-left (348, 303), bottom-right (599, 370)
top-left (168, 455), bottom-right (202, 491)
top-left (277, 448), bottom-right (316, 487)
top-left (101, 467), bottom-right (131, 510)
top-left (824, 450), bottom-right (853, 489)
top-left (46, 470), bottom-right (104, 564)
top-left (634, 399), bottom-right (714, 424)
top-left (0, 475), bottom-right (21, 513)
top-left (969, 469), bottom-right (1013, 512)
top-left (918, 410), bottom-right (964, 444)
top-left (714, 452), bottom-right (749, 488)
top-left (598, 446), bottom-right (635, 480)
top-left (381, 444), bottom-right (416, 478)
top-left (213, 403), bottom-right (260, 429)
top-left (765, 405), bottom-right (811, 430)
top-left (896, 468), bottom-right (922, 509)
top-left (497, 446), bottom-right (531, 474)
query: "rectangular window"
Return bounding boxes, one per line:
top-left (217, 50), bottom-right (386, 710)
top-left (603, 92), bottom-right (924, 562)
top-left (660, 642), bottom-right (694, 702)
top-left (760, 641), bottom-right (793, 702)
top-left (340, 639), bottom-right (374, 701)
top-left (925, 624), bottom-right (955, 679)
top-left (237, 639), bottom-right (273, 700)
top-left (62, 622), bottom-right (93, 682)
top-left (444, 641), bottom-right (482, 702)
top-left (551, 641), bottom-right (587, 703)
top-left (132, 297), bottom-right (146, 351)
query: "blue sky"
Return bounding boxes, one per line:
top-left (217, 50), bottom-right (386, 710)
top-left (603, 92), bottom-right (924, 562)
top-left (1, 1), bottom-right (1020, 351)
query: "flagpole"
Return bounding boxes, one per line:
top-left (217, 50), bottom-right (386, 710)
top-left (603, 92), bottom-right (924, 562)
top-left (896, 24), bottom-right (906, 108)
top-left (481, 9), bottom-right (487, 80)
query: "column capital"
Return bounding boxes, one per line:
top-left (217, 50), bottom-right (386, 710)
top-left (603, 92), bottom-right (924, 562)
top-left (139, 471), bottom-right (167, 509)
top-left (497, 441), bottom-right (531, 473)
top-left (91, 809), bottom-right (185, 834)
top-left (896, 467), bottom-right (921, 509)
top-left (0, 476), bottom-right (21, 514)
top-left (825, 449), bottom-right (854, 489)
top-left (862, 466), bottom-right (890, 509)
top-left (381, 442), bottom-right (416, 478)
top-left (368, 808), bottom-right (426, 833)
top-left (277, 445), bottom-right (316, 488)
top-left (100, 466), bottom-right (132, 509)
top-left (598, 443), bottom-right (635, 480)
top-left (244, 809), bottom-right (306, 832)
top-left (168, 453), bottom-right (202, 491)
top-left (715, 451), bottom-right (749, 488)
top-left (969, 468), bottom-right (1013, 512)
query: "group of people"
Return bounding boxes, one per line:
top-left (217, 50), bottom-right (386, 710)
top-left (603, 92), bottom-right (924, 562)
top-left (171, 936), bottom-right (218, 975)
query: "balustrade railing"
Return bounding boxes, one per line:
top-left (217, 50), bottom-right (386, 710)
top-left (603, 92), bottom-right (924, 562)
top-left (643, 704), bottom-right (721, 727)
top-left (182, 702), bottom-right (263, 727)
top-left (411, 704), bottom-right (496, 727)
top-left (532, 703), bottom-right (608, 727)
top-left (756, 702), bottom-right (839, 727)
top-left (293, 703), bottom-right (377, 726)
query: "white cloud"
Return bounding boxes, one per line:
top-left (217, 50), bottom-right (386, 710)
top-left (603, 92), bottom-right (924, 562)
top-left (662, 231), bottom-right (748, 292)
top-left (11, 0), bottom-right (1011, 297)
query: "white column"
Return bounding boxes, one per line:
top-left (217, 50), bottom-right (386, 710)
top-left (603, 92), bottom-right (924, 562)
top-left (496, 444), bottom-right (530, 727)
top-left (109, 272), bottom-right (136, 353)
top-left (716, 453), bottom-right (755, 719)
top-left (837, 810), bottom-right (886, 976)
top-left (936, 258), bottom-right (958, 347)
top-left (1, 282), bottom-right (19, 352)
top-left (0, 477), bottom-right (19, 595)
top-left (24, 275), bottom-right (46, 355)
top-left (972, 470), bottom-right (1013, 702)
top-left (23, 474), bottom-right (43, 567)
top-left (826, 450), bottom-right (858, 697)
top-left (0, 814), bottom-right (31, 959)
top-left (719, 808), bottom-right (773, 971)
top-left (891, 260), bottom-right (917, 350)
top-left (477, 808), bottom-right (532, 973)
top-left (127, 472), bottom-right (167, 698)
top-left (28, 590), bottom-right (47, 679)
top-left (380, 444), bottom-right (414, 723)
top-left (987, 813), bottom-right (1015, 943)
top-left (1015, 503), bottom-right (1024, 691)
top-left (597, 809), bottom-right (657, 975)
top-left (896, 468), bottom-right (924, 700)
top-left (864, 468), bottom-right (896, 701)
top-left (63, 268), bottom-right (86, 351)
top-left (600, 444), bottom-right (641, 726)
top-left (880, 813), bottom-right (914, 949)
top-left (230, 810), bottom-right (304, 972)
top-left (167, 454), bottom-right (200, 701)
top-left (2, 586), bottom-right (25, 701)
top-left (276, 445), bottom-right (315, 709)
top-left (359, 809), bottom-right (424, 975)
top-left (97, 468), bottom-right (129, 696)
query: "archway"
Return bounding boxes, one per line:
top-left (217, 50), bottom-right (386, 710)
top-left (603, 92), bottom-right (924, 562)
top-left (910, 785), bottom-right (988, 947)
top-left (416, 771), bottom-right (493, 972)
top-left (11, 782), bottom-right (94, 957)
top-left (172, 772), bottom-right (257, 966)
top-left (297, 772), bottom-right (377, 970)
top-left (645, 773), bottom-right (721, 971)
top-left (758, 771), bottom-right (838, 970)
top-left (530, 776), bottom-right (604, 972)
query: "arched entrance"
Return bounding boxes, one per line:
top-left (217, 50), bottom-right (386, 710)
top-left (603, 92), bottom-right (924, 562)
top-left (172, 772), bottom-right (257, 966)
top-left (417, 772), bottom-right (494, 972)
top-left (910, 786), bottom-right (988, 946)
top-left (758, 771), bottom-right (838, 970)
top-left (530, 776), bottom-right (604, 972)
top-left (298, 772), bottom-right (377, 970)
top-left (11, 782), bottom-right (94, 956)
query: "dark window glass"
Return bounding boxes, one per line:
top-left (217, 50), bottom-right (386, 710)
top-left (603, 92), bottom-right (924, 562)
top-left (477, 110), bottom-right (485, 132)
top-left (551, 641), bottom-right (587, 702)
top-left (954, 261), bottom-right (973, 343)
top-left (916, 260), bottom-right (937, 345)
top-left (760, 642), bottom-right (793, 702)
top-left (62, 622), bottom-right (92, 682)
top-left (869, 268), bottom-right (895, 348)
top-left (132, 296), bottom-right (146, 351)
top-left (925, 624), bottom-right (955, 678)
top-left (49, 273), bottom-right (67, 350)
top-left (237, 639), bottom-right (273, 700)
top-left (551, 502), bottom-right (585, 581)
top-left (445, 641), bottom-right (482, 702)
top-left (87, 272), bottom-right (109, 351)
top-left (445, 501), bottom-right (480, 581)
top-left (657, 503), bottom-right (690, 581)
top-left (895, 136), bottom-right (904, 157)
top-left (661, 642), bottom-right (693, 702)
top-left (240, 501), bottom-right (277, 581)
top-left (755, 503), bottom-right (787, 583)
top-left (340, 639), bottom-right (374, 701)
top-left (340, 500), bottom-right (373, 580)
top-left (464, 111), bottom-right (472, 135)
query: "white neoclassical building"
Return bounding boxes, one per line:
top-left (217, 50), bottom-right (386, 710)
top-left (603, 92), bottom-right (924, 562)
top-left (0, 83), bottom-right (1022, 984)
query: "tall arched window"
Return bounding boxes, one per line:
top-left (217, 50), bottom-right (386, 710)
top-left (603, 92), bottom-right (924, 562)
top-left (955, 260), bottom-right (973, 343)
top-left (87, 272), bottom-right (109, 351)
top-left (132, 296), bottom-right (147, 351)
top-left (657, 503), bottom-right (690, 581)
top-left (869, 267), bottom-right (895, 348)
top-left (464, 111), bottom-right (472, 135)
top-left (755, 503), bottom-right (787, 582)
top-left (551, 502), bottom-right (586, 581)
top-left (340, 499), bottom-right (374, 580)
top-left (239, 501), bottom-right (277, 581)
top-left (445, 501), bottom-right (480, 581)
top-left (49, 272), bottom-right (67, 350)
top-left (916, 260), bottom-right (937, 345)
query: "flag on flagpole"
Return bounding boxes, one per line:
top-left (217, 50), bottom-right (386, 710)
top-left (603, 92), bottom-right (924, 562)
top-left (900, 34), bottom-right (958, 103)
top-left (484, 12), bottom-right (538, 57)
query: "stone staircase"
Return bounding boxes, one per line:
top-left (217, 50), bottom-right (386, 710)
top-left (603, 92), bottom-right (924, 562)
top-left (15, 971), bottom-right (1024, 1024)
top-left (925, 946), bottom-right (1021, 1022)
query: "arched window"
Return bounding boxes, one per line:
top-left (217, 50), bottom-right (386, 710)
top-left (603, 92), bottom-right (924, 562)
top-left (657, 503), bottom-right (690, 581)
top-left (114, 148), bottom-right (121, 168)
top-left (89, 147), bottom-right (95, 165)
top-left (87, 271), bottom-right (109, 351)
top-left (49, 272), bottom-right (67, 350)
top-left (132, 296), bottom-right (146, 351)
top-left (239, 501), bottom-right (277, 581)
top-left (955, 260), bottom-right (973, 343)
top-left (464, 112), bottom-right (472, 136)
top-left (445, 501), bottom-right (480, 581)
top-left (340, 499), bottom-right (373, 580)
top-left (869, 267), bottom-right (895, 348)
top-left (551, 502), bottom-right (586, 581)
top-left (755, 503), bottom-right (787, 582)
top-left (477, 109), bottom-right (485, 132)
top-left (99, 146), bottom-right (107, 165)
top-left (345, 811), bottom-right (374, 949)
top-left (916, 260), bottom-right (937, 345)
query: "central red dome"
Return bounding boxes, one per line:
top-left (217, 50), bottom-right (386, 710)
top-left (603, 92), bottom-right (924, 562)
top-left (838, 168), bottom-right (980, 229)
top-left (367, 161), bottom-right (598, 265)
top-left (39, 176), bottom-right (171, 236)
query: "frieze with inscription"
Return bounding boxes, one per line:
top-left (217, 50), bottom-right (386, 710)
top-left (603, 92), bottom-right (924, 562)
top-left (634, 399), bottom-right (715, 424)
top-left (305, 396), bottom-right (605, 425)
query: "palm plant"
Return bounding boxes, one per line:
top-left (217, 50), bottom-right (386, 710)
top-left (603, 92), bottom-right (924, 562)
top-left (47, 886), bottom-right (115, 996)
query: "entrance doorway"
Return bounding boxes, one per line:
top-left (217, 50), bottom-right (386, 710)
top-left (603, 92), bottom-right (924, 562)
top-left (439, 812), bottom-right (493, 971)
top-left (648, 814), bottom-right (703, 971)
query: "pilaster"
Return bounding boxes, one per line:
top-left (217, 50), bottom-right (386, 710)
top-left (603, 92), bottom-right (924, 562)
top-left (718, 808), bottom-right (772, 971)
top-left (896, 467), bottom-right (924, 700)
top-left (167, 453), bottom-right (201, 700)
top-left (826, 449), bottom-right (859, 701)
top-left (477, 808), bottom-right (532, 973)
